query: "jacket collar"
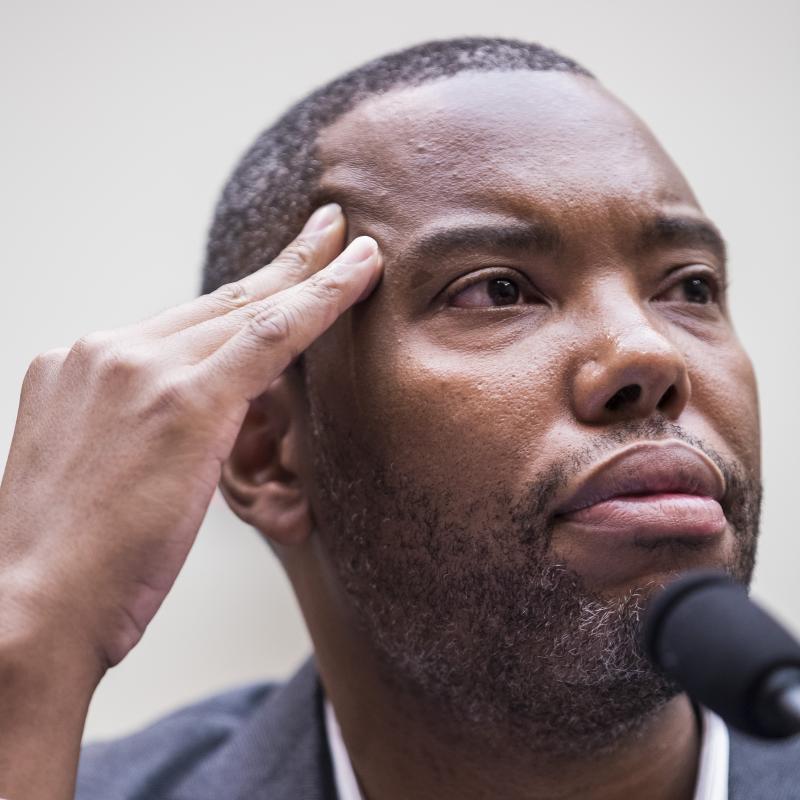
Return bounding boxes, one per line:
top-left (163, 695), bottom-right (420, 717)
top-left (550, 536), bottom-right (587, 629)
top-left (170, 654), bottom-right (800, 799)
top-left (173, 656), bottom-right (337, 800)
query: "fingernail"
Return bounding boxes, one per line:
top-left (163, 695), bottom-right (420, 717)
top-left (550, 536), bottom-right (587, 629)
top-left (340, 236), bottom-right (378, 264)
top-left (302, 203), bottom-right (341, 235)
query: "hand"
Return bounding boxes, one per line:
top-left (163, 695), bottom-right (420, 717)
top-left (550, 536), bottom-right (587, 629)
top-left (0, 203), bottom-right (380, 673)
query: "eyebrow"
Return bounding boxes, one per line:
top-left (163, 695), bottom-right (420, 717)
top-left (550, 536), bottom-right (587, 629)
top-left (400, 220), bottom-right (562, 266)
top-left (638, 215), bottom-right (727, 267)
top-left (395, 213), bottom-right (727, 287)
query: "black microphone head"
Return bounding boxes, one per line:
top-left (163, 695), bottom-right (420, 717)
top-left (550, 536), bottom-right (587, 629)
top-left (640, 569), bottom-right (800, 738)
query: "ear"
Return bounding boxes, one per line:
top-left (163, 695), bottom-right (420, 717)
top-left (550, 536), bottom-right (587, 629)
top-left (218, 372), bottom-right (312, 549)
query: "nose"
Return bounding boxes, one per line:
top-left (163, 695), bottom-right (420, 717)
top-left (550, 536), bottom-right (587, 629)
top-left (571, 310), bottom-right (691, 426)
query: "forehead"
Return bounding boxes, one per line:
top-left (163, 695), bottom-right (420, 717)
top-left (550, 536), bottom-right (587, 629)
top-left (316, 70), bottom-right (698, 232)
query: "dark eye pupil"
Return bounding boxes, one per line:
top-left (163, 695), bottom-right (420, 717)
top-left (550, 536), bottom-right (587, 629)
top-left (488, 279), bottom-right (519, 306)
top-left (684, 277), bottom-right (711, 304)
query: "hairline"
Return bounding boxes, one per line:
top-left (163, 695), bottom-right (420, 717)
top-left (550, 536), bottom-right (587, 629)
top-left (201, 38), bottom-right (594, 296)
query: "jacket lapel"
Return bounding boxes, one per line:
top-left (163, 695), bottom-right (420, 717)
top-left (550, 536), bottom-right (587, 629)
top-left (172, 657), bottom-right (338, 800)
top-left (728, 726), bottom-right (800, 799)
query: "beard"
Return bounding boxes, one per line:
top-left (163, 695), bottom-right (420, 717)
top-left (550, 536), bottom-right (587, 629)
top-left (307, 409), bottom-right (761, 757)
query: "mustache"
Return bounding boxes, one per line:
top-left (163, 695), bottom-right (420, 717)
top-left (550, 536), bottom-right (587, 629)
top-left (513, 417), bottom-right (759, 548)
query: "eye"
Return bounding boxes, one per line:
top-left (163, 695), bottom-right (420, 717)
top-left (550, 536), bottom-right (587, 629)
top-left (682, 277), bottom-right (713, 304)
top-left (449, 276), bottom-right (525, 308)
top-left (658, 274), bottom-right (719, 305)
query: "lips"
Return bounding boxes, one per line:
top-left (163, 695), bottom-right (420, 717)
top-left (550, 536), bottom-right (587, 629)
top-left (553, 440), bottom-right (727, 540)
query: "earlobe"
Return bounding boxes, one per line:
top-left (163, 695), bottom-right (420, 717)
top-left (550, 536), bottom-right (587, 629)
top-left (218, 375), bottom-right (313, 548)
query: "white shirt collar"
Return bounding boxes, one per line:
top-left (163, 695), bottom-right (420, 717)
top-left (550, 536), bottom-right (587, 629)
top-left (324, 697), bottom-right (729, 800)
top-left (325, 696), bottom-right (365, 800)
top-left (694, 705), bottom-right (730, 800)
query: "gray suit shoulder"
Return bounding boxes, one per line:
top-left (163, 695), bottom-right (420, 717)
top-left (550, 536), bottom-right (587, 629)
top-left (76, 681), bottom-right (276, 800)
top-left (729, 728), bottom-right (800, 799)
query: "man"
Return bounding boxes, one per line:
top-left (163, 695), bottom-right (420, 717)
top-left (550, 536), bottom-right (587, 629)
top-left (0, 36), bottom-right (797, 799)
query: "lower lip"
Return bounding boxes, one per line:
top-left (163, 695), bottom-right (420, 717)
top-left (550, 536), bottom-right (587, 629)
top-left (556, 493), bottom-right (726, 540)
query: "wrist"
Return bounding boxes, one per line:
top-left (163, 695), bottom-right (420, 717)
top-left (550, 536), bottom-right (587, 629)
top-left (0, 573), bottom-right (107, 695)
top-left (0, 598), bottom-right (105, 800)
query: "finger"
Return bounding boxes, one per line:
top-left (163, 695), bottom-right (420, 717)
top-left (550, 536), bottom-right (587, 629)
top-left (163, 229), bottom-right (385, 364)
top-left (193, 236), bottom-right (382, 400)
top-left (134, 204), bottom-right (347, 339)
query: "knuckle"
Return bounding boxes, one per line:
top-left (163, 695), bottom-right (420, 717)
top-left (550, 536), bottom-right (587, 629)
top-left (145, 370), bottom-right (198, 418)
top-left (30, 348), bottom-right (67, 372)
top-left (68, 332), bottom-right (152, 379)
top-left (248, 304), bottom-right (296, 345)
top-left (210, 279), bottom-right (251, 311)
top-left (92, 345), bottom-right (152, 380)
top-left (306, 272), bottom-right (345, 305)
top-left (276, 239), bottom-right (316, 274)
top-left (70, 330), bottom-right (113, 358)
top-left (81, 345), bottom-right (151, 382)
top-left (22, 350), bottom-right (63, 391)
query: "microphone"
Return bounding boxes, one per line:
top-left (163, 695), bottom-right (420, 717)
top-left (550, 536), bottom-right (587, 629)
top-left (640, 569), bottom-right (800, 739)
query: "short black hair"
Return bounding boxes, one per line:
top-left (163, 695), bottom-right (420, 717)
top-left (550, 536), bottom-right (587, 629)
top-left (200, 37), bottom-right (592, 295)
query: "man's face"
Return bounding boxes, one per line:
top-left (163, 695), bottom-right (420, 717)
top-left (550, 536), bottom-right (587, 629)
top-left (299, 70), bottom-right (761, 750)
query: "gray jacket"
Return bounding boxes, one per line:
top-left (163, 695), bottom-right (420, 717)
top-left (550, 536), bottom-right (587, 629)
top-left (77, 657), bottom-right (800, 799)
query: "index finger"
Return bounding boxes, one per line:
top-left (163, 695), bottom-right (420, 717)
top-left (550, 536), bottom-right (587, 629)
top-left (196, 235), bottom-right (383, 402)
top-left (136, 204), bottom-right (347, 338)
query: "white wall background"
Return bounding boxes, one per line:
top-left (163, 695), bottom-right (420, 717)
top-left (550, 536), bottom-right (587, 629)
top-left (1, 0), bottom-right (797, 742)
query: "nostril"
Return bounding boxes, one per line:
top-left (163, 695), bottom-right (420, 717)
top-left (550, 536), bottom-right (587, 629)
top-left (657, 384), bottom-right (677, 411)
top-left (605, 383), bottom-right (642, 411)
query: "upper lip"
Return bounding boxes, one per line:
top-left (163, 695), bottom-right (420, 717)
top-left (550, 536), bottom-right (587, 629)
top-left (553, 440), bottom-right (726, 516)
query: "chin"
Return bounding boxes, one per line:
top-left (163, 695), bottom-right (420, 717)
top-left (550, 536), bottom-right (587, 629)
top-left (553, 524), bottom-right (741, 598)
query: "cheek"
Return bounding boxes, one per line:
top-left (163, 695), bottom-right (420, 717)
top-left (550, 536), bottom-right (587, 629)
top-left (686, 338), bottom-right (760, 473)
top-left (347, 328), bottom-right (569, 497)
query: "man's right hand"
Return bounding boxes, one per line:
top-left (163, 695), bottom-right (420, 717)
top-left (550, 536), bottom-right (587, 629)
top-left (0, 203), bottom-right (381, 799)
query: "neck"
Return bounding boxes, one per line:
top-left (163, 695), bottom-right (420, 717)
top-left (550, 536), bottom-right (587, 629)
top-left (325, 657), bottom-right (698, 800)
top-left (288, 544), bottom-right (701, 800)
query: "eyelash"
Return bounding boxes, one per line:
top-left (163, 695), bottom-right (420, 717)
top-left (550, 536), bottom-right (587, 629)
top-left (444, 266), bottom-right (726, 308)
top-left (444, 268), bottom-right (541, 307)
top-left (657, 268), bottom-right (727, 305)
